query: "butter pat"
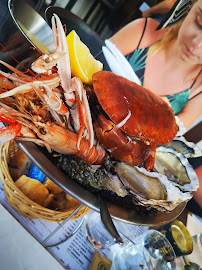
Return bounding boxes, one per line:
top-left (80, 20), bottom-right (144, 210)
top-left (89, 251), bottom-right (112, 270)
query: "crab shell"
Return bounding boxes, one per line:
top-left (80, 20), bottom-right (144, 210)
top-left (92, 71), bottom-right (178, 145)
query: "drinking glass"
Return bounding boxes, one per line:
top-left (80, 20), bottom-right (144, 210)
top-left (111, 230), bottom-right (177, 270)
top-left (184, 233), bottom-right (202, 267)
top-left (82, 210), bottom-right (119, 250)
top-left (82, 211), bottom-right (177, 269)
top-left (82, 210), bottom-right (145, 250)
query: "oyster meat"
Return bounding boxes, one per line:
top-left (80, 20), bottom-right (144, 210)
top-left (163, 136), bottom-right (202, 158)
top-left (154, 146), bottom-right (199, 191)
top-left (116, 162), bottom-right (167, 200)
top-left (116, 162), bottom-right (192, 212)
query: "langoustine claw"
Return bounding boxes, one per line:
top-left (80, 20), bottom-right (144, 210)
top-left (51, 13), bottom-right (72, 91)
top-left (0, 110), bottom-right (36, 145)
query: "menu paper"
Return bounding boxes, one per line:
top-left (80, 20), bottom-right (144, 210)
top-left (0, 177), bottom-right (148, 269)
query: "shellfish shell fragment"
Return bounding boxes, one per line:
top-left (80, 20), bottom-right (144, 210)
top-left (116, 163), bottom-right (192, 212)
top-left (175, 116), bottom-right (187, 137)
top-left (154, 146), bottom-right (199, 191)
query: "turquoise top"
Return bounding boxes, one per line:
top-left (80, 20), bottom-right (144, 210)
top-left (126, 47), bottom-right (193, 115)
top-left (165, 89), bottom-right (191, 115)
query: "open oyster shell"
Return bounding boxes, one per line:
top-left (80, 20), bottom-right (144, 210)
top-left (163, 136), bottom-right (202, 158)
top-left (104, 171), bottom-right (128, 197)
top-left (154, 146), bottom-right (199, 192)
top-left (175, 116), bottom-right (187, 136)
top-left (116, 163), bottom-right (192, 212)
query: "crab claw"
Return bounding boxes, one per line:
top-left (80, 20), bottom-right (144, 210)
top-left (92, 107), bottom-right (151, 167)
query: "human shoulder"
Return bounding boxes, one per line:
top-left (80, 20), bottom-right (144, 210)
top-left (138, 18), bottom-right (167, 49)
top-left (110, 18), bottom-right (167, 55)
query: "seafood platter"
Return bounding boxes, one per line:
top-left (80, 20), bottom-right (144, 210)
top-left (0, 1), bottom-right (200, 225)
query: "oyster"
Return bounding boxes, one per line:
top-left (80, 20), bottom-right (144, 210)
top-left (104, 172), bottom-right (128, 197)
top-left (154, 147), bottom-right (199, 191)
top-left (163, 136), bottom-right (202, 158)
top-left (116, 163), bottom-right (192, 212)
top-left (55, 154), bottom-right (127, 197)
top-left (116, 162), bottom-right (167, 200)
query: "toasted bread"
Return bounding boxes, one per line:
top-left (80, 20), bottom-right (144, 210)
top-left (15, 175), bottom-right (54, 207)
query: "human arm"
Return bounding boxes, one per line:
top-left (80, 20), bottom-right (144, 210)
top-left (110, 18), bottom-right (167, 56)
top-left (142, 0), bottom-right (176, 18)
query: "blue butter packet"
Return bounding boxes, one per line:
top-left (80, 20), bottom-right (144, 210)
top-left (27, 163), bottom-right (46, 183)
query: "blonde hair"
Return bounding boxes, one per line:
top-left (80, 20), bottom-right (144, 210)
top-left (148, 20), bottom-right (183, 56)
top-left (148, 0), bottom-right (198, 56)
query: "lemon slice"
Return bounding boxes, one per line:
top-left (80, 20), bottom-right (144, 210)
top-left (66, 30), bottom-right (103, 84)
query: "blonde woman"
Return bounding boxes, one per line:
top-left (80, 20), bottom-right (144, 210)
top-left (110, 0), bottom-right (202, 130)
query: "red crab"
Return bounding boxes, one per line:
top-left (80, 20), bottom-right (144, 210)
top-left (92, 71), bottom-right (178, 170)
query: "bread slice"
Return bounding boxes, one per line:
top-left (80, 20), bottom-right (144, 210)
top-left (15, 175), bottom-right (54, 207)
top-left (43, 178), bottom-right (63, 194)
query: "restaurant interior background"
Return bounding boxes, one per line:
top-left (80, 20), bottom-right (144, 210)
top-left (25, 0), bottom-right (161, 39)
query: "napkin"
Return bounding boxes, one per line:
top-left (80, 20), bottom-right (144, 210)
top-left (102, 39), bottom-right (141, 85)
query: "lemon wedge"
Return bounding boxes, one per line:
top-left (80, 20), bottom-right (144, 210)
top-left (66, 30), bottom-right (103, 84)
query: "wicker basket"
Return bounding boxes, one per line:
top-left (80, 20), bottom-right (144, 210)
top-left (0, 142), bottom-right (90, 222)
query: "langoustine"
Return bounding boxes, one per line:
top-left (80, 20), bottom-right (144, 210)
top-left (0, 14), bottom-right (104, 164)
